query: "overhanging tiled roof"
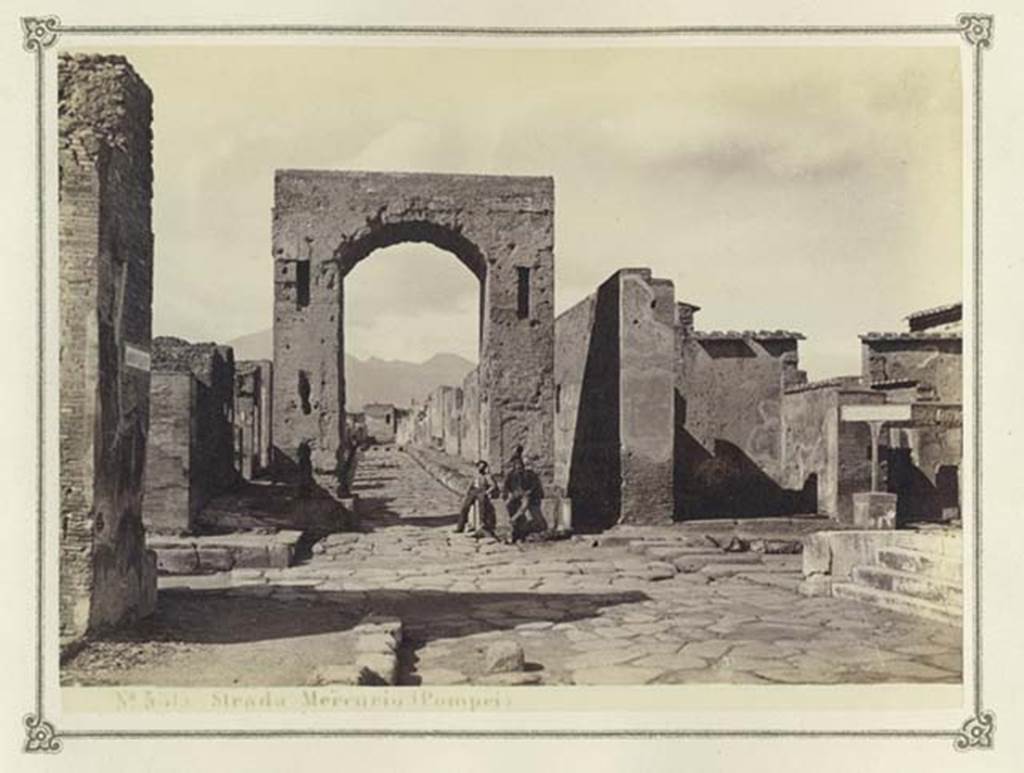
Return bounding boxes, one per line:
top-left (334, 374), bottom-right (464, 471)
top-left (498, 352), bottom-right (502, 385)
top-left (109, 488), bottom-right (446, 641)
top-left (693, 329), bottom-right (805, 341)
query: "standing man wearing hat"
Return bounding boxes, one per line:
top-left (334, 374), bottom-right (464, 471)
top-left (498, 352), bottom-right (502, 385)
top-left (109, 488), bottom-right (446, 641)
top-left (453, 460), bottom-right (499, 536)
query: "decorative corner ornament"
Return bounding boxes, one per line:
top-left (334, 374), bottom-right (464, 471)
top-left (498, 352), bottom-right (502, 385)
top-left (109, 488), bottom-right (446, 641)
top-left (23, 713), bottom-right (63, 754)
top-left (957, 13), bottom-right (994, 47)
top-left (954, 711), bottom-right (995, 751)
top-left (21, 15), bottom-right (61, 52)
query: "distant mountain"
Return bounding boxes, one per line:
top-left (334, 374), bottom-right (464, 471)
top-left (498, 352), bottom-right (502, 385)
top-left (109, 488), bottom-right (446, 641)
top-left (225, 328), bottom-right (475, 410)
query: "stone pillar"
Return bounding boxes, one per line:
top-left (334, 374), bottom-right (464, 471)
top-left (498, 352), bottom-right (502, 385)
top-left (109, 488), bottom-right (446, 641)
top-left (59, 54), bottom-right (157, 643)
top-left (618, 271), bottom-right (676, 523)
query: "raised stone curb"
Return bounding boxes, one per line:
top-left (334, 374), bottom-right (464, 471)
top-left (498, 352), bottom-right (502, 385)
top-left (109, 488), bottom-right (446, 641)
top-left (149, 531), bottom-right (303, 575)
top-left (309, 615), bottom-right (405, 687)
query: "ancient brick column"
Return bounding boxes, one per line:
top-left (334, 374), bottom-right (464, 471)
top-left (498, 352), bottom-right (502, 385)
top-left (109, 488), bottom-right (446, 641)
top-left (59, 54), bottom-right (157, 643)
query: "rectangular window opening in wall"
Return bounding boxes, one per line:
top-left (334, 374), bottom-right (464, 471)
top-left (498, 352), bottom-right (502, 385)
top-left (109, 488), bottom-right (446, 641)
top-left (296, 260), bottom-right (311, 308)
top-left (516, 266), bottom-right (530, 319)
top-left (556, 384), bottom-right (561, 413)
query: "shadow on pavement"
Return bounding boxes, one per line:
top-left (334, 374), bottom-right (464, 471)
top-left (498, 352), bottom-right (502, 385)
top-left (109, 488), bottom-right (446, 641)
top-left (94, 587), bottom-right (650, 647)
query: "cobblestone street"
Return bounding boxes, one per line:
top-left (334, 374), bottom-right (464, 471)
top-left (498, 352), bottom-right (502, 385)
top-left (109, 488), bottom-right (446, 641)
top-left (63, 446), bottom-right (962, 688)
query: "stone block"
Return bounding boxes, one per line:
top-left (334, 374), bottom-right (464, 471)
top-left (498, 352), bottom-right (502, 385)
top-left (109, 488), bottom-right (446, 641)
top-left (195, 547), bottom-right (234, 572)
top-left (541, 497), bottom-right (573, 533)
top-left (310, 665), bottom-right (362, 686)
top-left (417, 669), bottom-right (469, 686)
top-left (265, 543), bottom-right (293, 569)
top-left (672, 552), bottom-right (760, 573)
top-left (798, 575), bottom-right (833, 597)
top-left (356, 616), bottom-right (403, 646)
top-left (477, 672), bottom-right (542, 686)
top-left (801, 533), bottom-right (833, 577)
top-left (852, 492), bottom-right (898, 530)
top-left (232, 545), bottom-right (271, 568)
top-left (485, 641), bottom-right (525, 673)
top-left (355, 633), bottom-right (398, 654)
top-left (155, 548), bottom-right (199, 575)
top-left (356, 653), bottom-right (398, 685)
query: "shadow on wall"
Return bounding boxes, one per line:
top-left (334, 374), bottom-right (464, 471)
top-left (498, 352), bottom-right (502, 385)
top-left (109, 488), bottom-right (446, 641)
top-left (673, 391), bottom-right (816, 519)
top-left (887, 450), bottom-right (959, 524)
top-left (566, 279), bottom-right (621, 533)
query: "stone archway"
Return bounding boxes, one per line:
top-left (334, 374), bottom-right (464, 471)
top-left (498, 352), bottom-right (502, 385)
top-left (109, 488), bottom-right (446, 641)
top-left (271, 170), bottom-right (556, 497)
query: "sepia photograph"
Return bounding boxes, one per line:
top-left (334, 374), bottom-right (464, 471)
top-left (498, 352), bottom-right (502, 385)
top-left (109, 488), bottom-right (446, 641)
top-left (55, 40), bottom-right (967, 691)
top-left (8, 2), bottom-right (1024, 767)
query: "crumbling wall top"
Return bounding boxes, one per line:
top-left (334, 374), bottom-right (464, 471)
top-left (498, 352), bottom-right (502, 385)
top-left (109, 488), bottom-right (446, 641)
top-left (58, 53), bottom-right (153, 167)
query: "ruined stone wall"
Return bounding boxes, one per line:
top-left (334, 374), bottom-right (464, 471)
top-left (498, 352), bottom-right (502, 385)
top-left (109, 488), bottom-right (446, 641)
top-left (443, 387), bottom-right (462, 457)
top-left (143, 372), bottom-right (197, 533)
top-left (553, 296), bottom-right (595, 495)
top-left (887, 403), bottom-right (963, 522)
top-left (427, 388), bottom-right (446, 446)
top-left (780, 383), bottom-right (885, 521)
top-left (233, 362), bottom-right (262, 479)
top-left (152, 337), bottom-right (237, 495)
top-left (460, 367), bottom-right (480, 462)
top-left (252, 360), bottom-right (273, 471)
top-left (861, 336), bottom-right (962, 403)
top-left (617, 271), bottom-right (675, 523)
top-left (395, 410), bottom-right (414, 446)
top-left (674, 328), bottom-right (805, 518)
top-left (273, 171), bottom-right (555, 493)
top-left (364, 405), bottom-right (396, 443)
top-left (554, 270), bottom-right (675, 529)
top-left (59, 54), bottom-right (156, 641)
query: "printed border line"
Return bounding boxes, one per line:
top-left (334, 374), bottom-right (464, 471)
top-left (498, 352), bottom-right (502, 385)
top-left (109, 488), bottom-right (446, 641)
top-left (19, 13), bottom-right (994, 754)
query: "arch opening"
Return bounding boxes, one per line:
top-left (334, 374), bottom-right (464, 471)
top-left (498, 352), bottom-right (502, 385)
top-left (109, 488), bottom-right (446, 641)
top-left (343, 241), bottom-right (481, 455)
top-left (335, 219), bottom-right (487, 281)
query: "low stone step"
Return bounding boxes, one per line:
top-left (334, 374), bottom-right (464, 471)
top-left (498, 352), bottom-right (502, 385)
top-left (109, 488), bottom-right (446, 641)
top-left (832, 581), bottom-right (962, 626)
top-left (852, 565), bottom-right (962, 607)
top-left (149, 530), bottom-right (303, 575)
top-left (673, 552), bottom-right (762, 573)
top-left (892, 529), bottom-right (962, 559)
top-left (634, 544), bottom-right (722, 560)
top-left (877, 547), bottom-right (962, 584)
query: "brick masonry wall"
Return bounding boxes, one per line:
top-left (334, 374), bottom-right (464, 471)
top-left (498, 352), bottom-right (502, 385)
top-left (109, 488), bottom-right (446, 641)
top-left (59, 53), bottom-right (156, 641)
top-left (152, 337), bottom-right (238, 497)
top-left (143, 372), bottom-right (197, 533)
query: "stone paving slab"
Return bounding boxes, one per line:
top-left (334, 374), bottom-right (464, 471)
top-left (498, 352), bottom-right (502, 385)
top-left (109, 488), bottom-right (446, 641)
top-left (64, 446), bottom-right (964, 688)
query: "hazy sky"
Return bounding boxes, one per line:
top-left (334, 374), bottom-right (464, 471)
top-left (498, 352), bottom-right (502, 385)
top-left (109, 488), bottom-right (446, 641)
top-left (76, 44), bottom-right (962, 378)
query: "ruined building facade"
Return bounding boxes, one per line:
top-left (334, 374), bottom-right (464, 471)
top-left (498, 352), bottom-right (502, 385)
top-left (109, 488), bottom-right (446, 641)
top-left (142, 337), bottom-right (239, 534)
top-left (399, 265), bottom-right (963, 531)
top-left (272, 171), bottom-right (557, 496)
top-left (59, 54), bottom-right (157, 642)
top-left (234, 359), bottom-right (273, 479)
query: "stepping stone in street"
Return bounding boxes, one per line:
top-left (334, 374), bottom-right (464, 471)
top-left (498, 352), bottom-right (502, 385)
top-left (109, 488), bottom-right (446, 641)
top-left (485, 641), bottom-right (525, 673)
top-left (570, 666), bottom-right (663, 685)
top-left (416, 668), bottom-right (469, 686)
